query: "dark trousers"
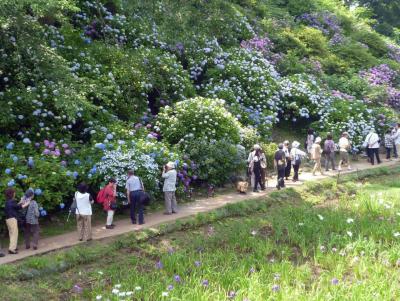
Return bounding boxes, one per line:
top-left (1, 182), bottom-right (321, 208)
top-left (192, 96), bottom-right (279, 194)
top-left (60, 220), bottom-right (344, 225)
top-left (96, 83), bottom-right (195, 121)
top-left (394, 144), bottom-right (398, 158)
top-left (285, 160), bottom-right (291, 179)
top-left (324, 152), bottom-right (336, 171)
top-left (260, 168), bottom-right (266, 189)
top-left (277, 168), bottom-right (285, 188)
top-left (293, 164), bottom-right (300, 181)
top-left (25, 223), bottom-right (39, 248)
top-left (368, 148), bottom-right (381, 165)
top-left (386, 147), bottom-right (392, 159)
top-left (130, 191), bottom-right (144, 224)
top-left (253, 169), bottom-right (262, 191)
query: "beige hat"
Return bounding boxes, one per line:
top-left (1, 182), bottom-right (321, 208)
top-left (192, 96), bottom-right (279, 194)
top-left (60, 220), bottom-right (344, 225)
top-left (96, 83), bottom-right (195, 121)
top-left (166, 162), bottom-right (176, 169)
top-left (292, 141), bottom-right (300, 148)
top-left (315, 137), bottom-right (322, 143)
top-left (253, 144), bottom-right (261, 150)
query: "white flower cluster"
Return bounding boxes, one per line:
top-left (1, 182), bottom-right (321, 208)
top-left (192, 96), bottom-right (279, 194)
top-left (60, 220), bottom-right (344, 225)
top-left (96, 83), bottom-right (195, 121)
top-left (96, 148), bottom-right (160, 194)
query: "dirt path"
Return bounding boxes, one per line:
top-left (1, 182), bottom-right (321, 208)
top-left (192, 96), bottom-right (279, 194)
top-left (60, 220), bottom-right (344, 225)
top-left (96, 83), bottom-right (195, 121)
top-left (0, 159), bottom-right (398, 265)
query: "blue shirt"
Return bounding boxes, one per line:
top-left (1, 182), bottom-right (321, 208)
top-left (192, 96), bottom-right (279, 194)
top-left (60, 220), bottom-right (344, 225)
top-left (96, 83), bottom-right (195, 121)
top-left (125, 176), bottom-right (142, 192)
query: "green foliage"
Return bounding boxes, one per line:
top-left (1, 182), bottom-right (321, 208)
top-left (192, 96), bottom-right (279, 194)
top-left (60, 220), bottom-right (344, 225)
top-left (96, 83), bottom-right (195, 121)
top-left (157, 97), bottom-right (242, 146)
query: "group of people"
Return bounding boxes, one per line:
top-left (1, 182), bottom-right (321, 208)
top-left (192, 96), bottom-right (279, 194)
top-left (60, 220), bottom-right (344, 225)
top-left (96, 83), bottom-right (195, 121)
top-left (74, 161), bottom-right (178, 242)
top-left (247, 130), bottom-right (355, 191)
top-left (3, 125), bottom-right (399, 256)
top-left (2, 188), bottom-right (40, 256)
top-left (2, 162), bottom-right (178, 256)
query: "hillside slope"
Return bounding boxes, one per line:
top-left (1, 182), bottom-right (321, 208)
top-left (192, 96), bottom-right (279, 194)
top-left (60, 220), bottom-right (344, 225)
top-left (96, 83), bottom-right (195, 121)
top-left (0, 0), bottom-right (399, 213)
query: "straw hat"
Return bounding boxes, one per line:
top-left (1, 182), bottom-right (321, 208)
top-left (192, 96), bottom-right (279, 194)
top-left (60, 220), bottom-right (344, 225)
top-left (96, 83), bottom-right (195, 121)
top-left (315, 137), bottom-right (322, 143)
top-left (253, 144), bottom-right (261, 150)
top-left (292, 141), bottom-right (300, 148)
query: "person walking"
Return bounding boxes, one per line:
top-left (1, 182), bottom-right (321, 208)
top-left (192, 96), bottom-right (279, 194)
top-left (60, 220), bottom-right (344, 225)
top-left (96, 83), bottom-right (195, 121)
top-left (283, 140), bottom-right (292, 180)
top-left (23, 189), bottom-right (40, 249)
top-left (250, 149), bottom-right (263, 192)
top-left (75, 183), bottom-right (94, 242)
top-left (290, 141), bottom-right (307, 182)
top-left (306, 129), bottom-right (315, 155)
top-left (101, 178), bottom-right (117, 229)
top-left (259, 149), bottom-right (267, 190)
top-left (391, 124), bottom-right (400, 160)
top-left (338, 132), bottom-right (352, 171)
top-left (324, 133), bottom-right (336, 171)
top-left (247, 144), bottom-right (261, 189)
top-left (384, 129), bottom-right (394, 160)
top-left (4, 188), bottom-right (30, 254)
top-left (274, 144), bottom-right (287, 190)
top-left (162, 162), bottom-right (178, 214)
top-left (364, 129), bottom-right (381, 165)
top-left (311, 137), bottom-right (324, 176)
top-left (126, 170), bottom-right (145, 223)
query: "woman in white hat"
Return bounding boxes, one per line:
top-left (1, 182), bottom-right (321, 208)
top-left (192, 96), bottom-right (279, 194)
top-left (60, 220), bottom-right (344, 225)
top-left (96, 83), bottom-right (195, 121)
top-left (311, 137), bottom-right (324, 176)
top-left (290, 141), bottom-right (307, 182)
top-left (162, 162), bottom-right (178, 214)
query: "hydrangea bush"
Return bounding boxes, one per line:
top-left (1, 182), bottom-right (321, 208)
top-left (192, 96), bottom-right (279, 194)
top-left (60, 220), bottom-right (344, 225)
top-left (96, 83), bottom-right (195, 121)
top-left (156, 97), bottom-right (241, 146)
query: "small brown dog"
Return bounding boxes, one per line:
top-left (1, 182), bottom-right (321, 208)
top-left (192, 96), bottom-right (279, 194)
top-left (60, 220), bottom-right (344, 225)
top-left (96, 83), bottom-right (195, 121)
top-left (236, 181), bottom-right (249, 194)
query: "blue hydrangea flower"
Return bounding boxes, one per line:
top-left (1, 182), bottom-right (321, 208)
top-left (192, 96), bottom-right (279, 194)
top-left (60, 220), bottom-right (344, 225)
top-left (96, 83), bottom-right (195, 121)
top-left (74, 159), bottom-right (81, 165)
top-left (60, 203), bottom-right (65, 209)
top-left (22, 138), bottom-right (31, 144)
top-left (40, 210), bottom-right (47, 217)
top-left (7, 179), bottom-right (15, 187)
top-left (95, 143), bottom-right (106, 150)
top-left (106, 133), bottom-right (113, 140)
top-left (34, 188), bottom-right (42, 196)
top-left (5, 168), bottom-right (11, 175)
top-left (11, 155), bottom-right (18, 163)
top-left (73, 171), bottom-right (79, 178)
top-left (6, 142), bottom-right (14, 150)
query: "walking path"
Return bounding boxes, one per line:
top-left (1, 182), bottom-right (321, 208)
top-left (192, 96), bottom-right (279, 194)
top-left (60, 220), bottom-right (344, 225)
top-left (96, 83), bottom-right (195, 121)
top-left (0, 159), bottom-right (398, 264)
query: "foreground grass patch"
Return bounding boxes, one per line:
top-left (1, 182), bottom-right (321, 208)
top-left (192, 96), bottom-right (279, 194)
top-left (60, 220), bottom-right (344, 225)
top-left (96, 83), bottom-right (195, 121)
top-left (1, 167), bottom-right (400, 301)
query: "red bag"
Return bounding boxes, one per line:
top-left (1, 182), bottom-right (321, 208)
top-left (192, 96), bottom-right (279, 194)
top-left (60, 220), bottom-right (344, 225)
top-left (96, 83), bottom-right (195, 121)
top-left (96, 187), bottom-right (108, 204)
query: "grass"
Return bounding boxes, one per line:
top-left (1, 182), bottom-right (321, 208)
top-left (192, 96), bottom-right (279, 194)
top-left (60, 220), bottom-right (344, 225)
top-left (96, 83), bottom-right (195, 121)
top-left (1, 167), bottom-right (400, 300)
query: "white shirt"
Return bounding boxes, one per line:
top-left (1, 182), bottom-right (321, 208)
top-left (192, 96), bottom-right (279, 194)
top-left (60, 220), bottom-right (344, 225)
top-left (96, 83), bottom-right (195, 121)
top-left (290, 148), bottom-right (306, 165)
top-left (75, 192), bottom-right (92, 215)
top-left (162, 169), bottom-right (177, 192)
top-left (392, 128), bottom-right (400, 145)
top-left (364, 132), bottom-right (380, 148)
top-left (338, 137), bottom-right (350, 152)
top-left (247, 151), bottom-right (255, 163)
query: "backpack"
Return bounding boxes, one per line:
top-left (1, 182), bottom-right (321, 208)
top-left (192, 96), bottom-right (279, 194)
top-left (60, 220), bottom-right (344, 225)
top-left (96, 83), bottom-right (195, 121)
top-left (324, 141), bottom-right (332, 155)
top-left (96, 187), bottom-right (108, 204)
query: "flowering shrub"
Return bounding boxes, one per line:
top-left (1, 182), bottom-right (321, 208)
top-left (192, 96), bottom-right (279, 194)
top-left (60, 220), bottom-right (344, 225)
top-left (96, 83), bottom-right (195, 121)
top-left (277, 74), bottom-right (333, 122)
top-left (299, 11), bottom-right (343, 45)
top-left (359, 64), bottom-right (400, 108)
top-left (181, 139), bottom-right (246, 185)
top-left (96, 148), bottom-right (160, 198)
top-left (201, 49), bottom-right (280, 135)
top-left (157, 97), bottom-right (242, 146)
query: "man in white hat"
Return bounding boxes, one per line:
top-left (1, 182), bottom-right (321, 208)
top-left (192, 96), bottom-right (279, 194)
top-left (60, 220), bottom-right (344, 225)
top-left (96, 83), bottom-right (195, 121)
top-left (162, 162), bottom-right (178, 215)
top-left (311, 137), bottom-right (324, 176)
